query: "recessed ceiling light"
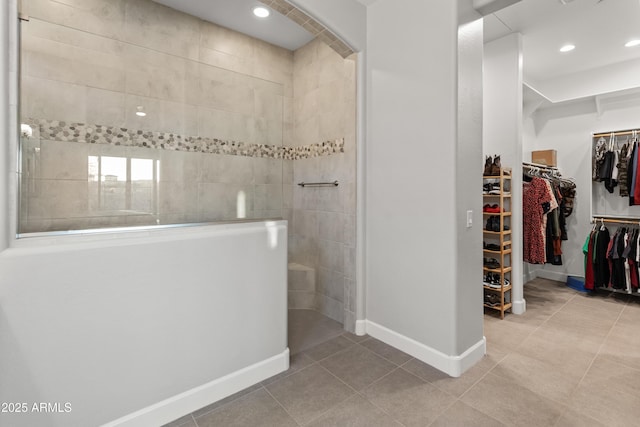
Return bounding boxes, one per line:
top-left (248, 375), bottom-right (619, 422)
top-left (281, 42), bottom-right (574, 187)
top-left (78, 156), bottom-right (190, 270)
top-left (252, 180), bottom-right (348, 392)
top-left (252, 6), bottom-right (270, 18)
top-left (559, 44), bottom-right (575, 53)
top-left (625, 39), bottom-right (640, 47)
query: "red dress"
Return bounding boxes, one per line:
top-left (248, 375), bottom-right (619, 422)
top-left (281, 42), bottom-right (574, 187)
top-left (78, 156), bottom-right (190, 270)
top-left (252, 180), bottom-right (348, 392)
top-left (523, 177), bottom-right (553, 264)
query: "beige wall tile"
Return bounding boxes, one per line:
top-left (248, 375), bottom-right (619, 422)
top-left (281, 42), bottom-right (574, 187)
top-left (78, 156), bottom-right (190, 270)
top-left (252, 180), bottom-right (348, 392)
top-left (39, 140), bottom-right (88, 180)
top-left (283, 184), bottom-right (293, 210)
top-left (123, 0), bottom-right (200, 61)
top-left (22, 76), bottom-right (87, 122)
top-left (124, 95), bottom-right (199, 136)
top-left (124, 45), bottom-right (189, 104)
top-left (158, 181), bottom-right (198, 215)
top-left (200, 20), bottom-right (255, 59)
top-left (22, 32), bottom-right (125, 92)
top-left (87, 88), bottom-right (126, 128)
top-left (255, 184), bottom-right (283, 211)
top-left (288, 291), bottom-right (316, 310)
top-left (316, 294), bottom-right (344, 323)
top-left (159, 150), bottom-right (202, 183)
top-left (217, 155), bottom-right (254, 184)
top-left (199, 47), bottom-right (254, 78)
top-left (197, 107), bottom-right (247, 142)
top-left (197, 79), bottom-right (255, 116)
top-left (317, 211), bottom-right (344, 243)
top-left (27, 0), bottom-right (126, 40)
top-left (198, 182), bottom-right (254, 221)
top-left (25, 179), bottom-right (89, 219)
top-left (317, 267), bottom-right (345, 302)
top-left (23, 18), bottom-right (125, 55)
top-left (318, 238), bottom-right (344, 273)
top-left (293, 209), bottom-right (318, 238)
top-left (254, 91), bottom-right (283, 122)
top-left (253, 157), bottom-right (283, 185)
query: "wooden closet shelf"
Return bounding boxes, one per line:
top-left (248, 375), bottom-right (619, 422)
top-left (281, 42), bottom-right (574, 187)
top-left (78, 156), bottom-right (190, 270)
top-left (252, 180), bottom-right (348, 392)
top-left (482, 175), bottom-right (512, 179)
top-left (483, 230), bottom-right (512, 235)
top-left (483, 248), bottom-right (512, 255)
top-left (483, 284), bottom-right (513, 292)
top-left (484, 302), bottom-right (512, 312)
top-left (483, 266), bottom-right (512, 274)
top-left (482, 211), bottom-right (512, 216)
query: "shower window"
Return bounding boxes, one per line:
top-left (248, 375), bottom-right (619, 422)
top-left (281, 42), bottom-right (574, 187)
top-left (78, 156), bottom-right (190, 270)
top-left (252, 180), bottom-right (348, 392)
top-left (88, 156), bottom-right (159, 217)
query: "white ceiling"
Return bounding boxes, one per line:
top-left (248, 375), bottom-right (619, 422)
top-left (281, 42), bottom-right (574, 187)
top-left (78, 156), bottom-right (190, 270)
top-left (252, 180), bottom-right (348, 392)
top-left (485, 0), bottom-right (640, 102)
top-left (152, 0), bottom-right (314, 51)
top-left (154, 0), bottom-right (640, 104)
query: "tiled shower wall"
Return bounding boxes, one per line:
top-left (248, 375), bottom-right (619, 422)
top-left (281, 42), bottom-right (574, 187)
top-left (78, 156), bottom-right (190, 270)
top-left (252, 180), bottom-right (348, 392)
top-left (20, 0), bottom-right (292, 231)
top-left (287, 39), bottom-right (357, 329)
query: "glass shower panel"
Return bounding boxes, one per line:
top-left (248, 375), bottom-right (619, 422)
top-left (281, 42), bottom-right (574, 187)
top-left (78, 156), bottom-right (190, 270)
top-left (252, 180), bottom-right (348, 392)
top-left (18, 0), bottom-right (286, 234)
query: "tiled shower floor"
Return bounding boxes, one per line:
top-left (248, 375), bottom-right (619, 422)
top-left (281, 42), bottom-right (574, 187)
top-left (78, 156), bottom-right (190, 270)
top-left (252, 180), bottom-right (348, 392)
top-left (287, 309), bottom-right (345, 355)
top-left (164, 280), bottom-right (640, 426)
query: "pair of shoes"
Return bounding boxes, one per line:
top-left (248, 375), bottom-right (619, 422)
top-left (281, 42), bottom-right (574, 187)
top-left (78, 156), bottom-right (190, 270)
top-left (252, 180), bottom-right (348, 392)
top-left (483, 204), bottom-right (501, 213)
top-left (483, 258), bottom-right (501, 269)
top-left (485, 216), bottom-right (510, 232)
top-left (484, 273), bottom-right (510, 288)
top-left (483, 182), bottom-right (501, 194)
top-left (484, 242), bottom-right (506, 251)
top-left (483, 155), bottom-right (502, 176)
top-left (484, 293), bottom-right (501, 307)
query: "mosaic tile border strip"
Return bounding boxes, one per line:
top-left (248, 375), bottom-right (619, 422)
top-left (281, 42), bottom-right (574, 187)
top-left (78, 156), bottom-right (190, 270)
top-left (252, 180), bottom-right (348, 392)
top-left (25, 119), bottom-right (344, 160)
top-left (258, 0), bottom-right (354, 58)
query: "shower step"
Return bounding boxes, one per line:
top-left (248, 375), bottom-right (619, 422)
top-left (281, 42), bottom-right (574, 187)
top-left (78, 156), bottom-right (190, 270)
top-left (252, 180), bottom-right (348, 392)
top-left (288, 262), bottom-right (316, 309)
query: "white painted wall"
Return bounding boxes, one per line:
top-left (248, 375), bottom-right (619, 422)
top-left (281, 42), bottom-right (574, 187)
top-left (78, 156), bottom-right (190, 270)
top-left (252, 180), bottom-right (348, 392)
top-left (364, 0), bottom-right (485, 376)
top-left (366, 0), bottom-right (458, 357)
top-left (456, 16), bottom-right (485, 355)
top-left (0, 221), bottom-right (288, 427)
top-left (525, 98), bottom-right (640, 281)
top-left (483, 33), bottom-right (525, 313)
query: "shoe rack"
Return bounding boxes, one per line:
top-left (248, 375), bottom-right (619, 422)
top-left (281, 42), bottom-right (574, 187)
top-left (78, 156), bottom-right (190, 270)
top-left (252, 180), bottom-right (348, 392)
top-left (482, 167), bottom-right (512, 319)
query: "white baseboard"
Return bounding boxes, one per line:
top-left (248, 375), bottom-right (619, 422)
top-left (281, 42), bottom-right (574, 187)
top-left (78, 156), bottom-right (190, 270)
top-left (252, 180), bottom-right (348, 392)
top-left (102, 349), bottom-right (290, 427)
top-left (355, 319), bottom-right (367, 336)
top-left (512, 298), bottom-right (526, 315)
top-left (536, 269), bottom-right (569, 283)
top-left (523, 270), bottom-right (538, 283)
top-left (365, 321), bottom-right (485, 378)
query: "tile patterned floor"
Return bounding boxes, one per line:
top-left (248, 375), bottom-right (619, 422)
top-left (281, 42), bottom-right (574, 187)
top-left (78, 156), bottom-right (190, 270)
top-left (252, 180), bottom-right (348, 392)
top-left (164, 279), bottom-right (640, 426)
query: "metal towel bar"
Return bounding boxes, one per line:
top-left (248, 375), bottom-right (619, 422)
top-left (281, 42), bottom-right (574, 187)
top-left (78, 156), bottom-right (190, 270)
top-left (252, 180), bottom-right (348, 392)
top-left (297, 181), bottom-right (339, 187)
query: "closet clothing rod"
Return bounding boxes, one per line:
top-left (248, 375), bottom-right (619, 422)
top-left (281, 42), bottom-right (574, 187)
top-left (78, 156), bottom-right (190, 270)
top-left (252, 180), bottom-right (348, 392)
top-left (523, 161), bottom-right (558, 171)
top-left (593, 129), bottom-right (639, 138)
top-left (591, 217), bottom-right (640, 226)
top-left (297, 181), bottom-right (339, 187)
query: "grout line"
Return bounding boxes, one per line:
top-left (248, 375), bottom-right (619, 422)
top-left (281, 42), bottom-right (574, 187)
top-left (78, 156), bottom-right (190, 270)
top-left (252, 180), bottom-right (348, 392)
top-left (262, 385), bottom-right (303, 427)
top-left (295, 364), bottom-right (362, 426)
top-left (190, 384), bottom-right (266, 420)
top-left (190, 414), bottom-right (198, 427)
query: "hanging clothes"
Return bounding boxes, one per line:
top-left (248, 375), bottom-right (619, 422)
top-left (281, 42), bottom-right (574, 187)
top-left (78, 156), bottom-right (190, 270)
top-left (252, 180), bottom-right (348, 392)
top-left (629, 140), bottom-right (639, 205)
top-left (584, 231), bottom-right (595, 290)
top-left (593, 137), bottom-right (607, 181)
top-left (584, 223), bottom-right (640, 292)
top-left (618, 141), bottom-right (631, 197)
top-left (593, 226), bottom-right (611, 288)
top-left (523, 177), bottom-right (553, 264)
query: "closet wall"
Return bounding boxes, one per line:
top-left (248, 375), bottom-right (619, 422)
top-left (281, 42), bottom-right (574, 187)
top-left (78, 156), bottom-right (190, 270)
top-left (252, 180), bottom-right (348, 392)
top-left (523, 94), bottom-right (640, 281)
